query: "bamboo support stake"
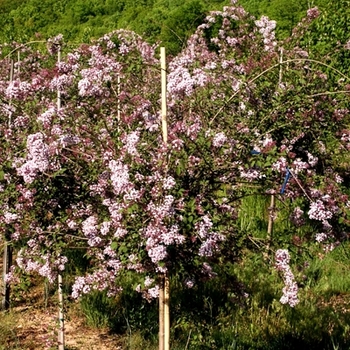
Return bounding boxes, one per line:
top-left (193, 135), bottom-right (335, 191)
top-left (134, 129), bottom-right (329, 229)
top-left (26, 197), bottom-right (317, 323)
top-left (17, 51), bottom-right (21, 75)
top-left (2, 59), bottom-right (15, 310)
top-left (264, 194), bottom-right (275, 260)
top-left (161, 47), bottom-right (168, 144)
top-left (58, 274), bottom-right (65, 350)
top-left (265, 48), bottom-right (283, 260)
top-left (57, 48), bottom-right (65, 350)
top-left (159, 278), bottom-right (165, 350)
top-left (57, 50), bottom-right (62, 111)
top-left (10, 58), bottom-right (14, 82)
top-left (164, 273), bottom-right (170, 349)
top-left (278, 48), bottom-right (284, 84)
top-left (8, 59), bottom-right (14, 127)
top-left (117, 75), bottom-right (121, 123)
top-left (159, 46), bottom-right (170, 350)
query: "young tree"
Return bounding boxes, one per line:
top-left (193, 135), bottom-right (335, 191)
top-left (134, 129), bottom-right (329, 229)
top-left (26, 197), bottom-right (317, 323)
top-left (0, 2), bottom-right (349, 340)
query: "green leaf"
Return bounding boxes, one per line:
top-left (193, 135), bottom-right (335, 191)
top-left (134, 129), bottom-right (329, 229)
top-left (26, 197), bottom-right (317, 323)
top-left (110, 241), bottom-right (119, 250)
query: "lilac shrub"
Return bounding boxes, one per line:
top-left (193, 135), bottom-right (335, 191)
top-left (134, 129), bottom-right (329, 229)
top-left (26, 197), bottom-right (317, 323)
top-left (0, 1), bottom-right (349, 309)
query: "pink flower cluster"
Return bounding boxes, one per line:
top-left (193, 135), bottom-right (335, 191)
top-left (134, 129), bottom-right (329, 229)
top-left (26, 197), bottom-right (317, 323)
top-left (306, 7), bottom-right (320, 20)
top-left (275, 249), bottom-right (299, 307)
top-left (212, 132), bottom-right (227, 147)
top-left (290, 207), bottom-right (305, 227)
top-left (195, 215), bottom-right (225, 257)
top-left (255, 16), bottom-right (277, 52)
top-left (16, 249), bottom-right (68, 284)
top-left (16, 132), bottom-right (50, 183)
top-left (72, 267), bottom-right (122, 299)
top-left (308, 196), bottom-right (339, 222)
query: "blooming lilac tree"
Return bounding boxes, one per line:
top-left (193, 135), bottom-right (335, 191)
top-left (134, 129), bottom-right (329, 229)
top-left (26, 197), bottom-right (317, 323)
top-left (0, 0), bottom-right (349, 316)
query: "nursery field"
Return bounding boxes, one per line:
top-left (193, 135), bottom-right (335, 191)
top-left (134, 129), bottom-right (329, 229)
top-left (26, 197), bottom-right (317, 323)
top-left (0, 285), bottom-right (123, 349)
top-left (2, 235), bottom-right (350, 350)
top-left (1, 1), bottom-right (350, 349)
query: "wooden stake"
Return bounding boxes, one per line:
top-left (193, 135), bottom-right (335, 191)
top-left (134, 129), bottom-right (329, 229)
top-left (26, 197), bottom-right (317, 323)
top-left (159, 278), bottom-right (165, 350)
top-left (8, 59), bottom-right (14, 127)
top-left (57, 48), bottom-right (65, 350)
top-left (161, 47), bottom-right (168, 144)
top-left (264, 48), bottom-right (282, 260)
top-left (279, 48), bottom-right (284, 84)
top-left (164, 273), bottom-right (170, 350)
top-left (159, 47), bottom-right (170, 350)
top-left (58, 274), bottom-right (65, 350)
top-left (117, 74), bottom-right (121, 124)
top-left (2, 59), bottom-right (15, 310)
top-left (17, 51), bottom-right (21, 75)
top-left (57, 49), bottom-right (62, 111)
top-left (265, 194), bottom-right (275, 258)
top-left (2, 233), bottom-right (12, 311)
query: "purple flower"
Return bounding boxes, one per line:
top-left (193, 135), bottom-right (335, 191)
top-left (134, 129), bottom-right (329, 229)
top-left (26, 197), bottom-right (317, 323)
top-left (147, 244), bottom-right (167, 263)
top-left (47, 34), bottom-right (64, 55)
top-left (6, 80), bottom-right (32, 99)
top-left (307, 7), bottom-right (320, 20)
top-left (255, 16), bottom-right (277, 51)
top-left (122, 131), bottom-right (140, 156)
top-left (109, 160), bottom-right (132, 195)
top-left (212, 132), bottom-right (227, 147)
top-left (184, 278), bottom-right (195, 288)
top-left (275, 249), bottom-right (299, 307)
top-left (290, 207), bottom-right (305, 227)
top-left (308, 200), bottom-right (334, 221)
top-left (196, 216), bottom-right (225, 257)
top-left (16, 132), bottom-right (50, 183)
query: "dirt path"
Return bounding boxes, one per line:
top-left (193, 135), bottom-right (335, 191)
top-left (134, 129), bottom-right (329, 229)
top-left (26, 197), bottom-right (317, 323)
top-left (12, 305), bottom-right (122, 349)
top-left (0, 275), bottom-right (124, 350)
top-left (3, 303), bottom-right (124, 350)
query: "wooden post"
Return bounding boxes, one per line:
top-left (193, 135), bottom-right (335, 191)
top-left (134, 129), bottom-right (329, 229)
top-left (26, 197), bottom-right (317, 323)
top-left (2, 231), bottom-right (12, 310)
top-left (278, 48), bottom-right (283, 84)
top-left (8, 59), bottom-right (14, 127)
top-left (57, 49), bottom-right (62, 111)
top-left (58, 274), bottom-right (65, 350)
top-left (265, 194), bottom-right (275, 260)
top-left (117, 74), bottom-right (121, 123)
top-left (17, 51), bottom-right (21, 75)
top-left (161, 47), bottom-right (168, 144)
top-left (164, 273), bottom-right (170, 350)
top-left (159, 278), bottom-right (165, 350)
top-left (159, 47), bottom-right (170, 350)
top-left (57, 48), bottom-right (65, 350)
top-left (264, 48), bottom-right (283, 260)
top-left (2, 59), bottom-right (15, 310)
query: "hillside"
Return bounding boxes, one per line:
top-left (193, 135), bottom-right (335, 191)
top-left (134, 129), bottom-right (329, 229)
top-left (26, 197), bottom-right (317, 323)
top-left (0, 0), bottom-right (342, 54)
top-left (0, 0), bottom-right (228, 54)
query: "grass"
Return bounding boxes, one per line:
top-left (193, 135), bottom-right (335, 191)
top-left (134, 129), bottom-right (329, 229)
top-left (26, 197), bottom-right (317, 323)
top-left (2, 192), bottom-right (350, 349)
top-left (0, 312), bottom-right (20, 350)
top-left (74, 246), bottom-right (350, 349)
top-left (71, 192), bottom-right (350, 349)
top-left (306, 243), bottom-right (350, 295)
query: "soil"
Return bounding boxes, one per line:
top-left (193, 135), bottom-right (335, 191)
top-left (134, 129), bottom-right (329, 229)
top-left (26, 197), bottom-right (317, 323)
top-left (1, 279), bottom-right (124, 350)
top-left (10, 305), bottom-right (123, 350)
